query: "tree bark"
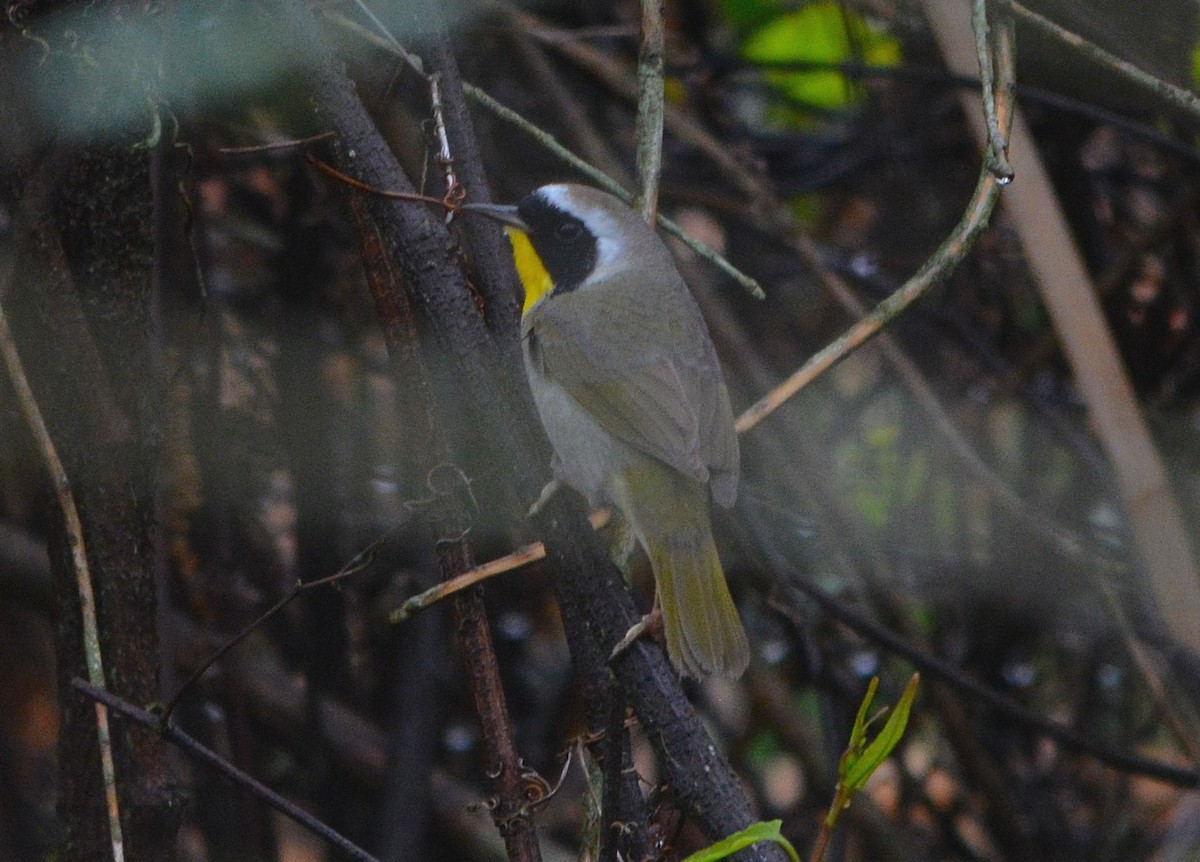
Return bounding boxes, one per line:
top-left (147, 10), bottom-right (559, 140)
top-left (12, 140), bottom-right (182, 860)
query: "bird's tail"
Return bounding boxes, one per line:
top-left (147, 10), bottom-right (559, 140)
top-left (648, 524), bottom-right (750, 678)
top-left (613, 464), bottom-right (749, 677)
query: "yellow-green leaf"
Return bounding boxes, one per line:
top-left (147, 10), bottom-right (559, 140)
top-left (742, 1), bottom-right (901, 112)
top-left (843, 673), bottom-right (920, 790)
top-left (681, 820), bottom-right (801, 862)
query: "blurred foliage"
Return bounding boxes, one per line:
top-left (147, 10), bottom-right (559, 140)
top-left (739, 1), bottom-right (901, 114)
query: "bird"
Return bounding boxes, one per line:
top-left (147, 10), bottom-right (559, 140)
top-left (467, 183), bottom-right (749, 678)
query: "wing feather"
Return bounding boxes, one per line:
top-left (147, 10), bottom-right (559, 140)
top-left (530, 312), bottom-right (707, 482)
top-left (524, 272), bottom-right (738, 502)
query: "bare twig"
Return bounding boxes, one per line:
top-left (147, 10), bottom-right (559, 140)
top-left (995, 0), bottom-right (1200, 121)
top-left (392, 509), bottom-right (612, 622)
top-left (513, 7), bottom-right (771, 209)
top-left (306, 153), bottom-right (450, 207)
top-left (450, 569), bottom-right (544, 862)
top-left (732, 0), bottom-right (1016, 434)
top-left (971, 0), bottom-right (1013, 180)
top-left (1093, 578), bottom-right (1200, 765)
top-left (633, 0), bottom-right (665, 222)
top-left (0, 270), bottom-right (125, 862)
top-left (429, 72), bottom-right (466, 217)
top-left (218, 131), bottom-right (336, 156)
top-left (734, 161), bottom-right (1003, 434)
top-left (161, 533), bottom-right (389, 722)
top-left (72, 679), bottom-right (381, 862)
top-left (345, 0), bottom-right (426, 75)
top-left (508, 30), bottom-right (633, 187)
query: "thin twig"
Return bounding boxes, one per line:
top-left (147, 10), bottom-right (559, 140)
top-left (449, 567), bottom-right (545, 862)
top-left (72, 679), bottom-right (381, 862)
top-left (1093, 577), bottom-right (1200, 765)
top-left (995, 0), bottom-right (1200, 121)
top-left (992, 4), bottom-right (1016, 127)
top-left (161, 532), bottom-right (388, 722)
top-left (736, 0), bottom-right (1016, 433)
top-left (510, 29), bottom-right (633, 187)
top-left (0, 270), bottom-right (125, 862)
top-left (392, 543), bottom-right (545, 623)
top-left (346, 0), bottom-right (426, 75)
top-left (429, 72), bottom-right (465, 217)
top-left (971, 0), bottom-right (1013, 180)
top-left (734, 162), bottom-right (1002, 434)
top-left (390, 509), bottom-right (611, 622)
top-left (513, 7), bottom-right (770, 208)
top-left (633, 0), bottom-right (665, 222)
top-left (218, 131), bottom-right (336, 156)
top-left (305, 153), bottom-right (449, 207)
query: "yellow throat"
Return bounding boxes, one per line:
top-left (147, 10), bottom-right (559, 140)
top-left (505, 227), bottom-right (554, 315)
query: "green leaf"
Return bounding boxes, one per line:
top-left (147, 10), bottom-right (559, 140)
top-left (680, 820), bottom-right (801, 862)
top-left (843, 674), bottom-right (920, 790)
top-left (844, 676), bottom-right (878, 762)
top-left (742, 1), bottom-right (902, 112)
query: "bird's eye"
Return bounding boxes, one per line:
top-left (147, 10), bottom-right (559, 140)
top-left (555, 221), bottom-right (582, 240)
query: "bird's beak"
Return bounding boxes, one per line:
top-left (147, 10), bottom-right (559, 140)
top-left (461, 202), bottom-right (529, 231)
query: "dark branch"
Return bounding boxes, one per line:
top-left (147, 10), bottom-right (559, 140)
top-left (71, 679), bottom-right (381, 862)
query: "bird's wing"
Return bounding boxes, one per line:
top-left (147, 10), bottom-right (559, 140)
top-left (697, 376), bottom-right (739, 508)
top-left (527, 294), bottom-right (710, 484)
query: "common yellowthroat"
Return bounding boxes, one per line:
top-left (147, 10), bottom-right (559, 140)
top-left (469, 184), bottom-right (749, 678)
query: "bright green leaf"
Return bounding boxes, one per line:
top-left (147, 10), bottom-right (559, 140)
top-left (844, 676), bottom-right (878, 763)
top-left (742, 1), bottom-right (902, 112)
top-left (680, 820), bottom-right (801, 862)
top-left (844, 674), bottom-right (920, 790)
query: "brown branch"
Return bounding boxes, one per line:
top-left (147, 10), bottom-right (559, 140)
top-left (450, 569), bottom-right (543, 862)
top-left (424, 34), bottom-right (526, 347)
top-left (305, 152), bottom-right (451, 207)
top-left (389, 508), bottom-right (611, 622)
top-left (330, 33), bottom-right (543, 857)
